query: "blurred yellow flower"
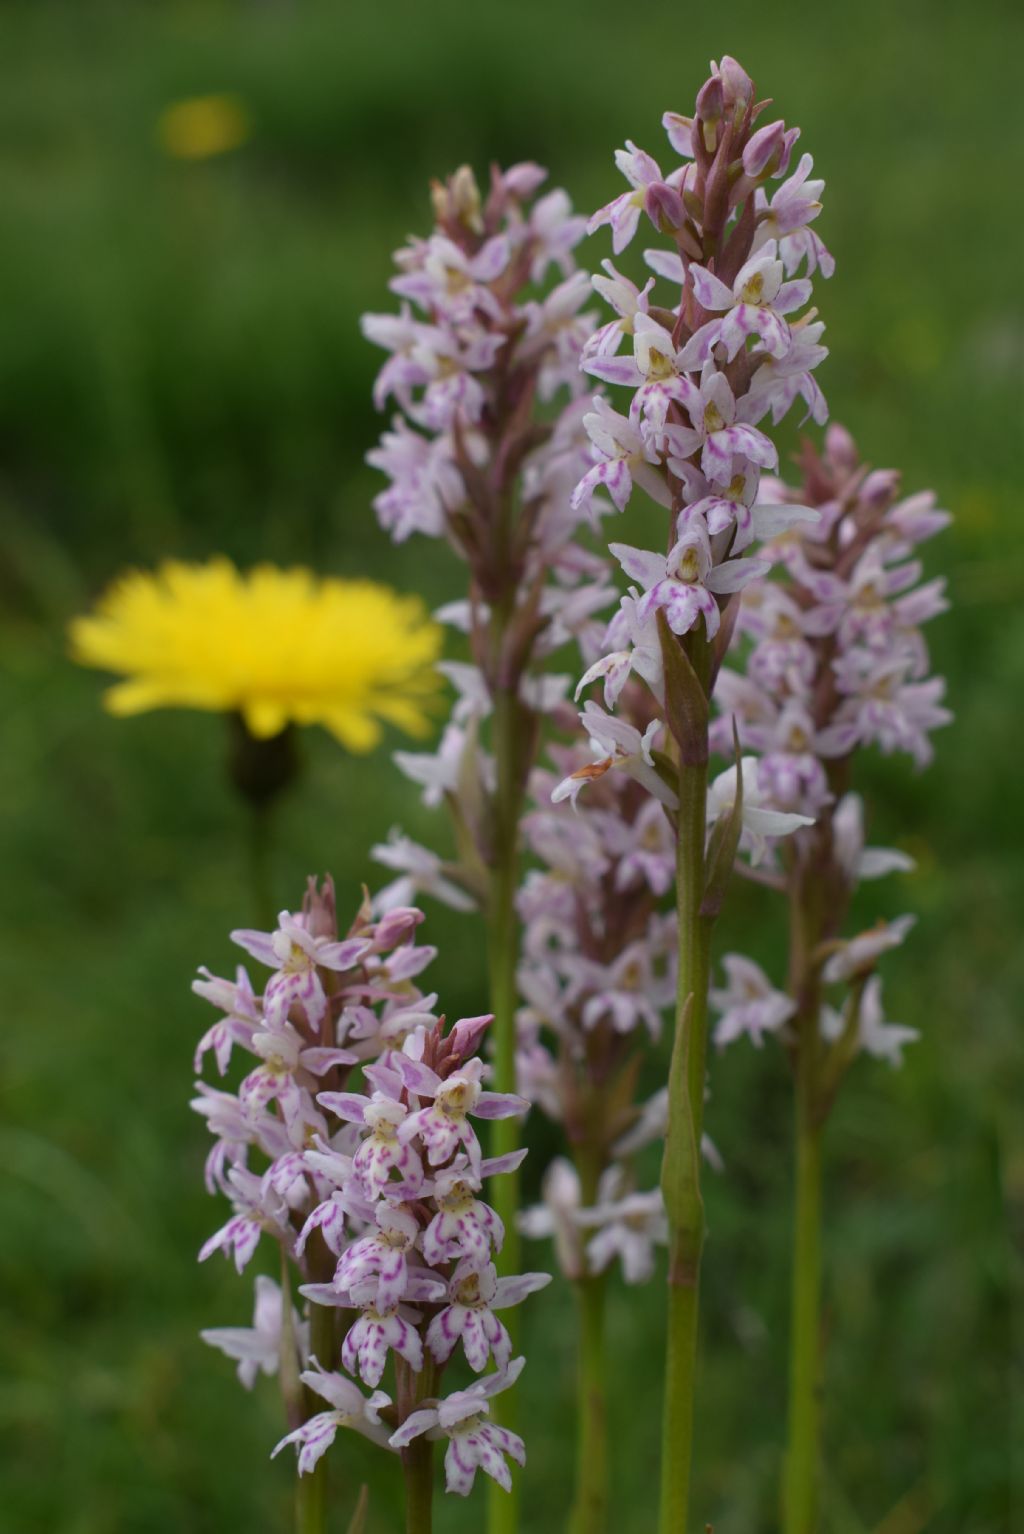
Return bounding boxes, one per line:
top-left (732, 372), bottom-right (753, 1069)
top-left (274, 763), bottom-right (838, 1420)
top-left (70, 559), bottom-right (443, 752)
top-left (158, 94), bottom-right (251, 160)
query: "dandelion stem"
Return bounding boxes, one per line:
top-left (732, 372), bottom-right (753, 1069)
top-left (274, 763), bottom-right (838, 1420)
top-left (248, 800), bottom-right (276, 929)
top-left (227, 713), bottom-right (297, 924)
top-left (487, 678), bottom-right (525, 1534)
top-left (659, 633), bottom-right (712, 1534)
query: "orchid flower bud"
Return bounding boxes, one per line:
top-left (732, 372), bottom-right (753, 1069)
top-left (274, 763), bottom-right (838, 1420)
top-left (430, 164), bottom-right (484, 233)
top-left (645, 180), bottom-right (685, 233)
top-left (717, 55), bottom-right (754, 111)
top-left (500, 160), bottom-right (548, 199)
top-left (743, 119), bottom-right (787, 177)
top-left (860, 467), bottom-right (903, 510)
top-left (301, 875), bottom-right (337, 940)
top-left (444, 1012), bottom-right (494, 1067)
top-left (824, 423), bottom-right (858, 471)
top-left (695, 74), bottom-right (724, 127)
top-left (371, 905), bottom-right (425, 949)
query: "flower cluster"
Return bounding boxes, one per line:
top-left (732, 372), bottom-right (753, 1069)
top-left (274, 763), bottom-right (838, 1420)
top-left (714, 425), bottom-right (951, 791)
top-left (569, 56), bottom-right (832, 792)
top-left (363, 161), bottom-right (593, 549)
top-left (514, 690), bottom-right (678, 1283)
top-left (550, 699), bottom-right (813, 867)
top-left (708, 424), bottom-right (951, 1078)
top-left (194, 878), bottom-right (547, 1498)
top-left (363, 161), bottom-right (616, 910)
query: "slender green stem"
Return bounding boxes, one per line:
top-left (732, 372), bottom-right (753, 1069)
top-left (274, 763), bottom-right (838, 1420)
top-left (569, 1273), bottom-right (608, 1534)
top-left (783, 1083), bottom-right (824, 1534)
top-left (400, 1358), bottom-right (437, 1534)
top-left (309, 1296), bottom-right (338, 1390)
top-left (228, 713), bottom-right (297, 923)
top-left (487, 680), bottom-right (525, 1534)
top-left (293, 1244), bottom-right (339, 1534)
top-left (296, 1315), bottom-right (334, 1534)
top-left (487, 682), bottom-right (522, 1197)
top-left (403, 1439), bottom-right (435, 1534)
top-left (296, 1457), bottom-right (329, 1534)
top-left (277, 1249), bottom-right (305, 1430)
top-left (659, 637), bottom-right (712, 1534)
top-left (568, 1147), bottom-right (609, 1534)
top-left (277, 1248), bottom-right (329, 1533)
top-left (782, 856), bottom-right (828, 1534)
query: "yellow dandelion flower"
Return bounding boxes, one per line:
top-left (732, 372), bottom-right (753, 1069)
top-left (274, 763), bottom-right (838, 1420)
top-left (157, 94), bottom-right (251, 161)
top-left (69, 559), bottom-right (443, 753)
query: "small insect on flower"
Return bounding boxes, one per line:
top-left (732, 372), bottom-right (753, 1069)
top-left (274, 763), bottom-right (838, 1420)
top-left (69, 559), bottom-right (443, 751)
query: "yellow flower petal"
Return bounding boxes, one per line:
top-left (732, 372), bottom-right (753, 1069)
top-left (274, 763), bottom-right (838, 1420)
top-left (242, 700), bottom-right (290, 740)
top-left (70, 558), bottom-right (442, 754)
top-left (319, 709), bottom-right (382, 754)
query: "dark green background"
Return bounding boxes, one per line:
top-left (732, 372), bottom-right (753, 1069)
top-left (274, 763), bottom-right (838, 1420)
top-left (0, 2), bottom-right (1020, 1530)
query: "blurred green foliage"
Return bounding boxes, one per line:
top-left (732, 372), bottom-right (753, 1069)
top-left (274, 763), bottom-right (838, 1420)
top-left (0, 1), bottom-right (1021, 1531)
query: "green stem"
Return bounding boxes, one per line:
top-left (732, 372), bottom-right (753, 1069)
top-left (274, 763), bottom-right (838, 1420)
top-left (781, 851), bottom-right (828, 1534)
top-left (296, 1458), bottom-right (329, 1534)
top-left (487, 683), bottom-right (522, 1192)
top-left (309, 1296), bottom-right (338, 1391)
top-left (661, 1280), bottom-right (702, 1531)
top-left (568, 1147), bottom-right (609, 1534)
top-left (783, 1083), bottom-right (824, 1534)
top-left (228, 714), bottom-right (297, 924)
top-left (400, 1358), bottom-right (437, 1534)
top-left (487, 681), bottom-right (525, 1534)
top-left (569, 1273), bottom-right (608, 1534)
top-left (659, 638), bottom-right (711, 1534)
top-left (293, 1249), bottom-right (339, 1534)
top-left (277, 1249), bottom-right (305, 1430)
top-left (403, 1440), bottom-right (435, 1534)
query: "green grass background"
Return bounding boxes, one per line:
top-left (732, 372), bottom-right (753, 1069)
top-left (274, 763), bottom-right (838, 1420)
top-left (0, 1), bottom-right (1020, 1530)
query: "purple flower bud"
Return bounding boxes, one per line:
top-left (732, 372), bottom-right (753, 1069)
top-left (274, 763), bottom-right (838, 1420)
top-left (824, 424), bottom-right (858, 472)
top-left (743, 120), bottom-right (786, 178)
top-left (860, 468), bottom-right (902, 509)
top-left (717, 56), bottom-right (754, 111)
top-left (372, 905), bottom-right (425, 949)
top-left (302, 876), bottom-right (337, 940)
top-left (644, 180), bottom-right (684, 232)
top-left (430, 165), bottom-right (484, 234)
top-left (695, 75), bottom-right (724, 125)
top-left (501, 161), bottom-right (548, 199)
top-left (445, 1012), bottom-right (494, 1066)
